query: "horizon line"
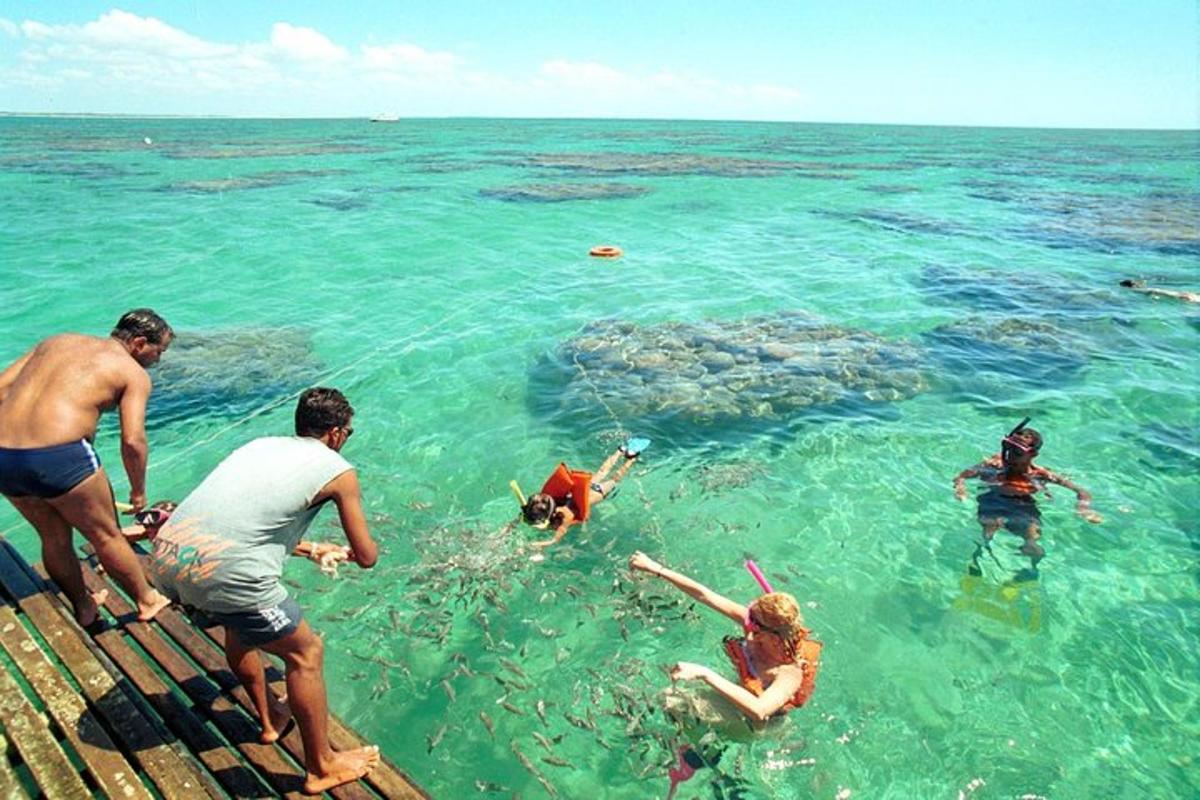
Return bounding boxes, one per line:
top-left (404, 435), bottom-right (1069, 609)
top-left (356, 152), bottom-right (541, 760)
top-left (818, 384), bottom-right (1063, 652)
top-left (0, 110), bottom-right (1196, 134)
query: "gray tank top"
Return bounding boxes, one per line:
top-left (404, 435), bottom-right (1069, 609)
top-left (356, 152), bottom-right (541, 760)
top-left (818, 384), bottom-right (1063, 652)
top-left (148, 436), bottom-right (352, 613)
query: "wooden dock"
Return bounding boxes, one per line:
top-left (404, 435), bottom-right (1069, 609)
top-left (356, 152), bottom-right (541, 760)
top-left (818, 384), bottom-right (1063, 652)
top-left (0, 536), bottom-right (429, 799)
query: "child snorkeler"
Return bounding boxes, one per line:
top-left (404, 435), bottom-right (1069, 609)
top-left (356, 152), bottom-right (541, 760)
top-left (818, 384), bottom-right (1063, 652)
top-left (515, 437), bottom-right (649, 549)
top-left (953, 418), bottom-right (1101, 575)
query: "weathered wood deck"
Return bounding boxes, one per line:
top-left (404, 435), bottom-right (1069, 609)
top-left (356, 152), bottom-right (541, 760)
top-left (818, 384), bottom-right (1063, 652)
top-left (0, 536), bottom-right (429, 799)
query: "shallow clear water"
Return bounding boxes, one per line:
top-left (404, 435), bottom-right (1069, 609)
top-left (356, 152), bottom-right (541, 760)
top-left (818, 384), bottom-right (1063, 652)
top-left (1, 117), bottom-right (1197, 799)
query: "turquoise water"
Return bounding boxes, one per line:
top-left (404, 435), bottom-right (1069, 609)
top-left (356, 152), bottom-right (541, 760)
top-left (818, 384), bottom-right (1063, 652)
top-left (1, 117), bottom-right (1197, 799)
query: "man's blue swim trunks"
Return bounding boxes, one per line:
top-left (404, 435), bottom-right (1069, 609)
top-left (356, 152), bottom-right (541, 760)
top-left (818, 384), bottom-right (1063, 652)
top-left (0, 439), bottom-right (101, 498)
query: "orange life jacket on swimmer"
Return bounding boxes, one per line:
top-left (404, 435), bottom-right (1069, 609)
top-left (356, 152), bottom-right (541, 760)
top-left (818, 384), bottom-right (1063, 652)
top-left (722, 624), bottom-right (822, 713)
top-left (540, 463), bottom-right (594, 523)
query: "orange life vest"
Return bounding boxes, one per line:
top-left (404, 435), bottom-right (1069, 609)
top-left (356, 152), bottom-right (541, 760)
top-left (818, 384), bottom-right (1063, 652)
top-left (540, 463), bottom-right (594, 523)
top-left (722, 630), bottom-right (822, 713)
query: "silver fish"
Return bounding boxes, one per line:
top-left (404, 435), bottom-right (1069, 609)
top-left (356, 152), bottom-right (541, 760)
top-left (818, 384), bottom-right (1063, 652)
top-left (500, 701), bottom-right (526, 717)
top-left (499, 658), bottom-right (528, 679)
top-left (479, 711), bottom-right (495, 739)
top-left (426, 723), bottom-right (448, 754)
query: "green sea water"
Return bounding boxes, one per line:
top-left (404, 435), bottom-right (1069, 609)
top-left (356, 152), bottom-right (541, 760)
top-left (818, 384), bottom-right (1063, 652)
top-left (1, 117), bottom-right (1197, 799)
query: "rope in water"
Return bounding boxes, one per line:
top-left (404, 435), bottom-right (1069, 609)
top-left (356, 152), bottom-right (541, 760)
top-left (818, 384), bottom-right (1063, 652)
top-left (569, 349), bottom-right (667, 553)
top-left (149, 290), bottom-right (501, 476)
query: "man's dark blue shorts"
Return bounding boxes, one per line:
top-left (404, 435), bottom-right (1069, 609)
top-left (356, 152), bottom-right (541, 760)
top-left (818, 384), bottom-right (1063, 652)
top-left (0, 439), bottom-right (100, 498)
top-left (188, 597), bottom-right (304, 647)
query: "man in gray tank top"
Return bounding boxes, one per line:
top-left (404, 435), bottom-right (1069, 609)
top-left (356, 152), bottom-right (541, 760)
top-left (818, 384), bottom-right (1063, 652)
top-left (149, 388), bottom-right (381, 794)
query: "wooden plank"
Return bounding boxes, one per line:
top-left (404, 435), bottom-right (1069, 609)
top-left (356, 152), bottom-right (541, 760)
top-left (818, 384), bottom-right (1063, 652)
top-left (148, 606), bottom-right (375, 800)
top-left (0, 734), bottom-right (31, 800)
top-left (0, 653), bottom-right (91, 800)
top-left (0, 602), bottom-right (151, 800)
top-left (79, 564), bottom-right (307, 799)
top-left (198, 617), bottom-right (430, 799)
top-left (0, 542), bottom-right (219, 800)
top-left (128, 544), bottom-right (427, 799)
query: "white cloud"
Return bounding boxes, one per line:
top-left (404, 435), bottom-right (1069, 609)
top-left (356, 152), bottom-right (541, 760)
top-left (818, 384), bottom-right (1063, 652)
top-left (19, 20), bottom-right (53, 40)
top-left (361, 42), bottom-right (458, 75)
top-left (269, 22), bottom-right (347, 63)
top-left (0, 10), bottom-right (802, 119)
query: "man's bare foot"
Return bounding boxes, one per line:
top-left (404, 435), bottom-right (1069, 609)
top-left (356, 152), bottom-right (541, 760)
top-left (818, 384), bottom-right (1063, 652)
top-left (303, 746), bottom-right (380, 794)
top-left (75, 589), bottom-right (108, 628)
top-left (137, 589), bottom-right (172, 622)
top-left (260, 696), bottom-right (294, 744)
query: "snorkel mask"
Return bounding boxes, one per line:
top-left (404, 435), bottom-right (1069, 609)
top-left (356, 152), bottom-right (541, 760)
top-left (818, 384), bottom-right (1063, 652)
top-left (1001, 417), bottom-right (1033, 462)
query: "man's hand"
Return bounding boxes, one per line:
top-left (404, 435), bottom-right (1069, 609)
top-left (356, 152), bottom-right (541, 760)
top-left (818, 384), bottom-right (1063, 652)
top-left (129, 492), bottom-right (147, 512)
top-left (310, 543), bottom-right (351, 576)
top-left (1076, 504), bottom-right (1103, 524)
top-left (953, 482), bottom-right (967, 502)
top-left (670, 662), bottom-right (711, 682)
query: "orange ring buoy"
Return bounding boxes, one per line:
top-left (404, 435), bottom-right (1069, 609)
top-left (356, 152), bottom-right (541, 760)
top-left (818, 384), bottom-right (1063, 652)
top-left (589, 245), bottom-right (623, 258)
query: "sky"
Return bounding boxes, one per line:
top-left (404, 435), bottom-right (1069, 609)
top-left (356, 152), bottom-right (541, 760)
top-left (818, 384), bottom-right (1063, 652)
top-left (0, 1), bottom-right (1194, 128)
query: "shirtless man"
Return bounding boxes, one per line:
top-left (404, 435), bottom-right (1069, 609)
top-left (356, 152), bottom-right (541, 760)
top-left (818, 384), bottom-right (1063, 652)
top-left (0, 309), bottom-right (173, 625)
top-left (953, 418), bottom-right (1101, 573)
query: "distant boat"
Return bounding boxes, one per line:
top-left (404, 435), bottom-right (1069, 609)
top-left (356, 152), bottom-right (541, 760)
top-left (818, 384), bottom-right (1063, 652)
top-left (370, 113), bottom-right (401, 123)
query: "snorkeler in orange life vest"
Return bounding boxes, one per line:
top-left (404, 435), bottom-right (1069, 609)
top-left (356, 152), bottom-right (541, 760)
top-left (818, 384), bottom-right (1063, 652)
top-left (515, 437), bottom-right (649, 549)
top-left (953, 418), bottom-right (1102, 572)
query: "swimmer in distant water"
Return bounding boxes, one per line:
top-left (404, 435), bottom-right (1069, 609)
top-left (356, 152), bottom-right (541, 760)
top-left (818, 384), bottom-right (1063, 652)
top-left (1119, 279), bottom-right (1200, 304)
top-left (954, 418), bottom-right (1101, 577)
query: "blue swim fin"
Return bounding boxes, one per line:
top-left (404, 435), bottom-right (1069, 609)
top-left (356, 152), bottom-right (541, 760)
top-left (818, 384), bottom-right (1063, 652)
top-left (622, 437), bottom-right (651, 458)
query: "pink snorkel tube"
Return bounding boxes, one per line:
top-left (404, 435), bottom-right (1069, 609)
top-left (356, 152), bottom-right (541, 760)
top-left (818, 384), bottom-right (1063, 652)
top-left (745, 559), bottom-right (773, 594)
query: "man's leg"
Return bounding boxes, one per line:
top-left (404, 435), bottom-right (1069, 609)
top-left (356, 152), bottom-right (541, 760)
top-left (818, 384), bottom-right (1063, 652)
top-left (4, 495), bottom-right (105, 626)
top-left (225, 628), bottom-right (293, 744)
top-left (259, 620), bottom-right (379, 794)
top-left (1019, 521), bottom-right (1045, 567)
top-left (47, 469), bottom-right (169, 621)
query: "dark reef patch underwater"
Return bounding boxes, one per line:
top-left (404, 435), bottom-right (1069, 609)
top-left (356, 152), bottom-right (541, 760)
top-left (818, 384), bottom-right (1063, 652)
top-left (148, 328), bottom-right (324, 427)
top-left (528, 312), bottom-right (926, 444)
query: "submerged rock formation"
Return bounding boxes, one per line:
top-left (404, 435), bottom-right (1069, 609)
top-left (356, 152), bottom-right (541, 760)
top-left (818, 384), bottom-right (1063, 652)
top-left (149, 327), bottom-right (324, 426)
top-left (530, 312), bottom-right (926, 432)
top-left (923, 317), bottom-right (1090, 391)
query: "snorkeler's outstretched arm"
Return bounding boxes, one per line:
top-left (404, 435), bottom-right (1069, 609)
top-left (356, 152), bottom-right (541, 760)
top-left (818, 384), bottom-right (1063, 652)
top-left (670, 662), bottom-right (803, 722)
top-left (953, 455), bottom-right (1001, 500)
top-left (1037, 467), bottom-right (1103, 523)
top-left (629, 552), bottom-right (747, 623)
top-left (530, 520), bottom-right (571, 549)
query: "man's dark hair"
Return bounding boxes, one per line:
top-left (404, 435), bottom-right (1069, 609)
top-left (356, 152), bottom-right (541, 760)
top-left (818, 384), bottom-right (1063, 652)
top-left (295, 387), bottom-right (354, 437)
top-left (112, 309), bottom-right (173, 344)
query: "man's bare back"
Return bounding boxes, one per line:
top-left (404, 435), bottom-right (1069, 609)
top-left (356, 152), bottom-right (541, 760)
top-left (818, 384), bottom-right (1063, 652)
top-left (0, 310), bottom-right (173, 625)
top-left (0, 334), bottom-right (152, 448)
